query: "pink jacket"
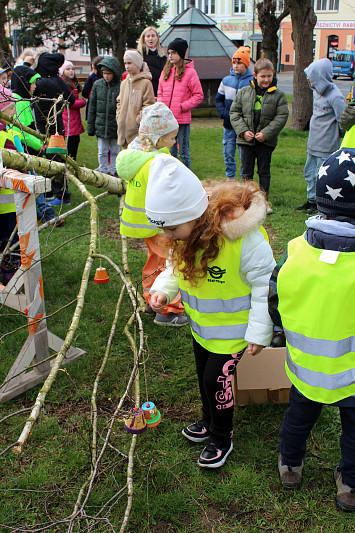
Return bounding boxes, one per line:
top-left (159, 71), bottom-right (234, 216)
top-left (157, 60), bottom-right (203, 124)
top-left (62, 87), bottom-right (86, 136)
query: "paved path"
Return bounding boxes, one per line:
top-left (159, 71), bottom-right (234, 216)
top-left (277, 71), bottom-right (352, 99)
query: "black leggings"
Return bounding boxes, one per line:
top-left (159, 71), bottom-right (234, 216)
top-left (193, 338), bottom-right (245, 439)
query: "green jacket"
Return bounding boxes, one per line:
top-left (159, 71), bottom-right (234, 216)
top-left (230, 81), bottom-right (289, 148)
top-left (87, 56), bottom-right (121, 139)
top-left (12, 93), bottom-right (43, 152)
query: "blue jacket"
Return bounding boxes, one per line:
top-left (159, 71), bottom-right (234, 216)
top-left (215, 67), bottom-right (253, 129)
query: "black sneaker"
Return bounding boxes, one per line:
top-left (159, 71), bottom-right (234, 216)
top-left (197, 436), bottom-right (233, 468)
top-left (154, 312), bottom-right (189, 327)
top-left (296, 200), bottom-right (317, 212)
top-left (182, 420), bottom-right (210, 443)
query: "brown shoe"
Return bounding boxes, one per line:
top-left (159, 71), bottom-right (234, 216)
top-left (334, 465), bottom-right (355, 512)
top-left (278, 454), bottom-right (303, 489)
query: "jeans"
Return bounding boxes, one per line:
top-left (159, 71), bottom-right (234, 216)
top-left (170, 124), bottom-right (191, 169)
top-left (240, 142), bottom-right (275, 198)
top-left (223, 128), bottom-right (237, 179)
top-left (303, 154), bottom-right (325, 202)
top-left (279, 385), bottom-right (355, 487)
top-left (97, 137), bottom-right (120, 175)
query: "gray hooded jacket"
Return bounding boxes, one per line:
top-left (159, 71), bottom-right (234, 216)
top-left (305, 58), bottom-right (345, 157)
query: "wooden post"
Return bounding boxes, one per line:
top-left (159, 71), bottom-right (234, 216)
top-left (0, 169), bottom-right (86, 402)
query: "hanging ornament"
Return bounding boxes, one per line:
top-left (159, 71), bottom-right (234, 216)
top-left (46, 134), bottom-right (68, 154)
top-left (94, 267), bottom-right (109, 284)
top-left (141, 401), bottom-right (161, 428)
top-left (124, 408), bottom-right (147, 434)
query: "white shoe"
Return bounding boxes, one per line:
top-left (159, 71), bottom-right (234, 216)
top-left (266, 205), bottom-right (273, 215)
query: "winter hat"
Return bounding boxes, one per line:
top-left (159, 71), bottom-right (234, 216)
top-left (146, 153), bottom-right (208, 227)
top-left (139, 103), bottom-right (179, 146)
top-left (232, 46), bottom-right (250, 68)
top-left (59, 60), bottom-right (74, 76)
top-left (0, 87), bottom-right (14, 111)
top-left (167, 38), bottom-right (188, 59)
top-left (316, 148), bottom-right (355, 221)
top-left (123, 50), bottom-right (143, 71)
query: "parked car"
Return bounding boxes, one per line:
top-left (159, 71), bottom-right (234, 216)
top-left (332, 50), bottom-right (355, 80)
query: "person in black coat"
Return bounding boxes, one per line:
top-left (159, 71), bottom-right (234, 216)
top-left (82, 56), bottom-right (103, 120)
top-left (137, 27), bottom-right (166, 97)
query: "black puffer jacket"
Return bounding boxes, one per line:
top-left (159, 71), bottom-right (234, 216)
top-left (143, 49), bottom-right (166, 96)
top-left (87, 56), bottom-right (121, 139)
top-left (33, 52), bottom-right (75, 135)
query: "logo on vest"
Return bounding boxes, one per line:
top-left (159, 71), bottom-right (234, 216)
top-left (132, 179), bottom-right (141, 188)
top-left (207, 266), bottom-right (226, 283)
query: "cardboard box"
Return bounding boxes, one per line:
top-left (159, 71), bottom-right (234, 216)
top-left (233, 347), bottom-right (291, 406)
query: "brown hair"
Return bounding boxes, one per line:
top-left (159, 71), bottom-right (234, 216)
top-left (254, 58), bottom-right (275, 74)
top-left (168, 180), bottom-right (264, 284)
top-left (163, 56), bottom-right (185, 82)
top-left (137, 26), bottom-right (165, 57)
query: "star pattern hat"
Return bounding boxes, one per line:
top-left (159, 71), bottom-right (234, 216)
top-left (316, 148), bottom-right (355, 221)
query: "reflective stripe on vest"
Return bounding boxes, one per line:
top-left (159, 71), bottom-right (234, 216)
top-left (179, 236), bottom-right (251, 354)
top-left (278, 235), bottom-right (355, 404)
top-left (0, 188), bottom-right (15, 214)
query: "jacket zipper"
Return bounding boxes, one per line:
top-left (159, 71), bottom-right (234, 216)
top-left (168, 68), bottom-right (176, 109)
top-left (105, 82), bottom-right (110, 138)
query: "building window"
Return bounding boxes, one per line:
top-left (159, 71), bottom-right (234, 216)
top-left (316, 0), bottom-right (338, 10)
top-left (234, 0), bottom-right (245, 14)
top-left (176, 0), bottom-right (187, 13)
top-left (81, 39), bottom-right (111, 56)
top-left (204, 0), bottom-right (215, 13)
top-left (285, 54), bottom-right (290, 62)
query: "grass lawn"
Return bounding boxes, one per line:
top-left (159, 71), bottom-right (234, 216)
top-left (0, 121), bottom-right (354, 532)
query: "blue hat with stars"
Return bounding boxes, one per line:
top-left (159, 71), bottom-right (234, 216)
top-left (316, 148), bottom-right (355, 221)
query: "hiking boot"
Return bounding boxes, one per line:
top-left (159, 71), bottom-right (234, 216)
top-left (278, 454), bottom-right (303, 489)
top-left (334, 465), bottom-right (355, 512)
top-left (296, 200), bottom-right (317, 212)
top-left (182, 420), bottom-right (210, 443)
top-left (47, 197), bottom-right (71, 206)
top-left (154, 313), bottom-right (189, 327)
top-left (197, 436), bottom-right (233, 468)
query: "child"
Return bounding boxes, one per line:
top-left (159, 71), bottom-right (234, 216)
top-left (59, 60), bottom-right (86, 160)
top-left (270, 149), bottom-right (355, 512)
top-left (116, 50), bottom-right (155, 149)
top-left (0, 67), bottom-right (8, 86)
top-left (147, 154), bottom-right (275, 467)
top-left (157, 38), bottom-right (203, 169)
top-left (230, 58), bottom-right (289, 214)
top-left (296, 58), bottom-right (345, 213)
top-left (215, 46), bottom-right (253, 181)
top-left (116, 102), bottom-right (187, 326)
top-left (87, 56), bottom-right (121, 175)
top-left (82, 56), bottom-right (103, 120)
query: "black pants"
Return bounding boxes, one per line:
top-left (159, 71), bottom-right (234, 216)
top-left (279, 385), bottom-right (355, 487)
top-left (67, 135), bottom-right (80, 160)
top-left (0, 212), bottom-right (18, 251)
top-left (46, 153), bottom-right (71, 202)
top-left (193, 338), bottom-right (245, 439)
top-left (240, 142), bottom-right (275, 198)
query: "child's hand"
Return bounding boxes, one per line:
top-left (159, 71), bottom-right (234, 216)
top-left (244, 130), bottom-right (254, 142)
top-left (247, 343), bottom-right (264, 356)
top-left (255, 132), bottom-right (266, 142)
top-left (150, 292), bottom-right (167, 312)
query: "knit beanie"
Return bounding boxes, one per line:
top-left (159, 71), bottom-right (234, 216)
top-left (146, 153), bottom-right (208, 227)
top-left (59, 60), bottom-right (74, 76)
top-left (124, 50), bottom-right (143, 71)
top-left (167, 38), bottom-right (188, 59)
top-left (232, 46), bottom-right (250, 68)
top-left (0, 87), bottom-right (14, 112)
top-left (316, 148), bottom-right (355, 221)
top-left (139, 103), bottom-right (179, 147)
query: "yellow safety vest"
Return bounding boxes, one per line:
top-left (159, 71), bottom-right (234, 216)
top-left (341, 124), bottom-right (355, 149)
top-left (278, 235), bottom-right (355, 404)
top-left (179, 236), bottom-right (251, 354)
top-left (0, 128), bottom-right (20, 214)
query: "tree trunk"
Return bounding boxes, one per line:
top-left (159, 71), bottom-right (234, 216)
top-left (257, 1), bottom-right (290, 72)
top-left (287, 0), bottom-right (317, 130)
top-left (0, 0), bottom-right (13, 65)
top-left (85, 0), bottom-right (98, 60)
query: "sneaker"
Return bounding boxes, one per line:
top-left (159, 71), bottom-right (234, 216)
top-left (278, 454), bottom-right (303, 489)
top-left (197, 436), bottom-right (233, 468)
top-left (334, 465), bottom-right (355, 512)
top-left (266, 204), bottom-right (273, 215)
top-left (47, 198), bottom-right (71, 206)
top-left (154, 313), bottom-right (189, 327)
top-left (226, 177), bottom-right (235, 182)
top-left (145, 304), bottom-right (155, 315)
top-left (296, 200), bottom-right (317, 212)
top-left (182, 420), bottom-right (210, 443)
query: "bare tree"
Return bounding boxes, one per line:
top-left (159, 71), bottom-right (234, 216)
top-left (256, 0), bottom-right (290, 71)
top-left (0, 0), bottom-right (14, 65)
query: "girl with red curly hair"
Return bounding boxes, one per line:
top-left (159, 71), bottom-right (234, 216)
top-left (146, 154), bottom-right (275, 469)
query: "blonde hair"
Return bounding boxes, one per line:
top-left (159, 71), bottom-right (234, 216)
top-left (139, 136), bottom-right (155, 151)
top-left (254, 58), bottom-right (275, 74)
top-left (137, 27), bottom-right (165, 57)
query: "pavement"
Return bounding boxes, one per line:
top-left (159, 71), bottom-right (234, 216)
top-left (276, 70), bottom-right (352, 99)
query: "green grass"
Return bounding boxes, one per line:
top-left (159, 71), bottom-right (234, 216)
top-left (1, 121), bottom-right (354, 532)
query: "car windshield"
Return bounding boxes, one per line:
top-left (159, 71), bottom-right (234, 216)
top-left (333, 53), bottom-right (353, 62)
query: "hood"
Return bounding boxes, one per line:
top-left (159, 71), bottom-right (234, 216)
top-left (35, 52), bottom-right (65, 77)
top-left (11, 65), bottom-right (39, 98)
top-left (304, 58), bottom-right (334, 96)
top-left (127, 68), bottom-right (152, 83)
top-left (97, 56), bottom-right (121, 84)
top-left (229, 66), bottom-right (253, 79)
top-left (184, 59), bottom-right (195, 70)
top-left (116, 142), bottom-right (169, 180)
top-left (221, 189), bottom-right (267, 240)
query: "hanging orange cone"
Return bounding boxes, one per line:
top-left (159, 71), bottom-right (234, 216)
top-left (124, 408), bottom-right (147, 434)
top-left (141, 401), bottom-right (161, 428)
top-left (46, 134), bottom-right (68, 154)
top-left (94, 267), bottom-right (109, 284)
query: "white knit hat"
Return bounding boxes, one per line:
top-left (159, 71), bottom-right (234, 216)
top-left (139, 102), bottom-right (178, 146)
top-left (145, 154), bottom-right (208, 227)
top-left (124, 50), bottom-right (143, 71)
top-left (59, 60), bottom-right (74, 76)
